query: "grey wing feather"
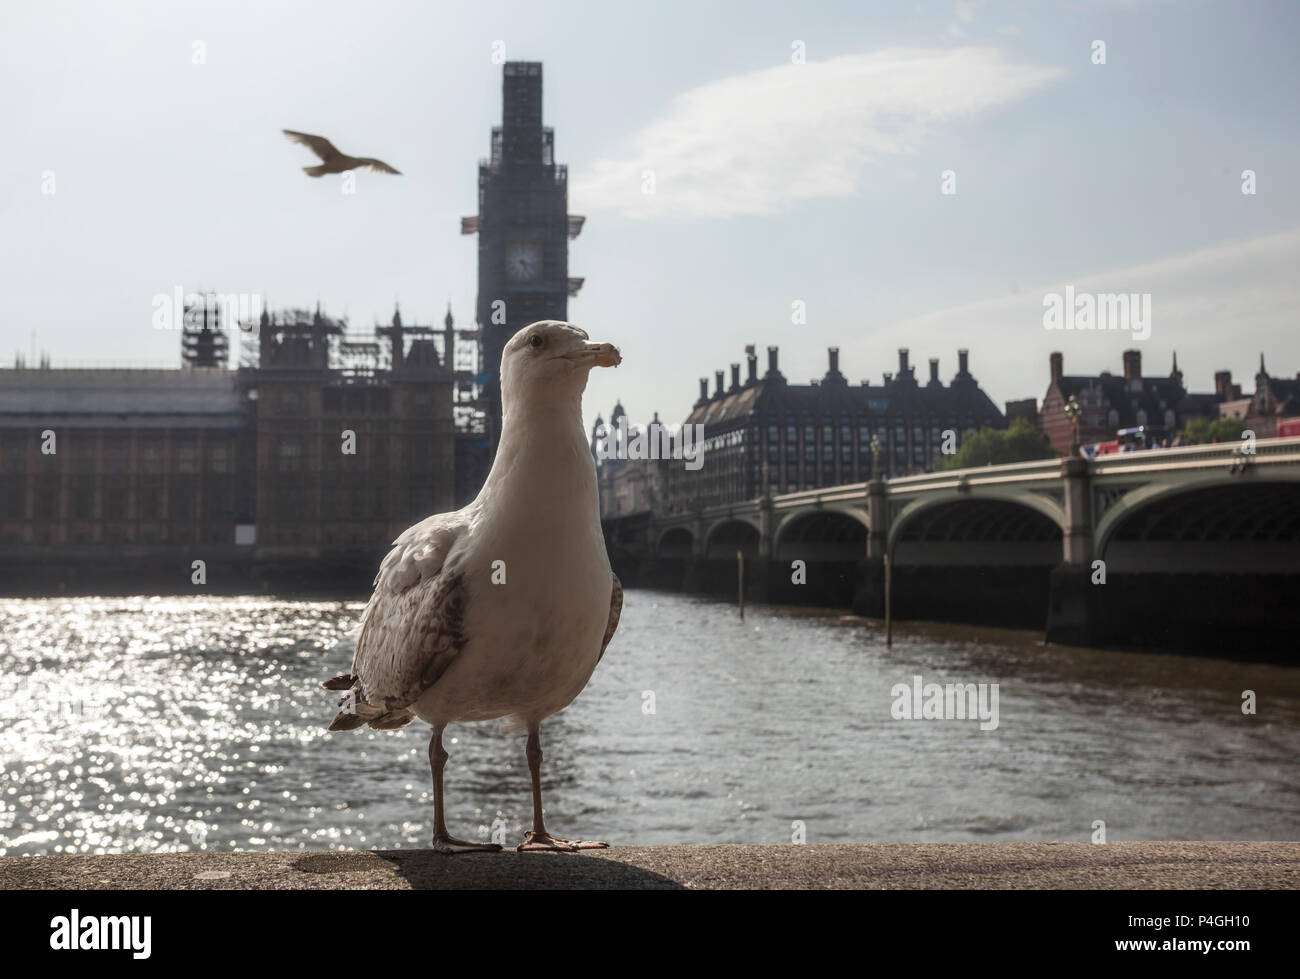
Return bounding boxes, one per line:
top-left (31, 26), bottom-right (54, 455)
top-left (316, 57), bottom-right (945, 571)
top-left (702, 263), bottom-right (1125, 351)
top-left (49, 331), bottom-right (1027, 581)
top-left (598, 573), bottom-right (622, 664)
top-left (324, 512), bottom-right (470, 731)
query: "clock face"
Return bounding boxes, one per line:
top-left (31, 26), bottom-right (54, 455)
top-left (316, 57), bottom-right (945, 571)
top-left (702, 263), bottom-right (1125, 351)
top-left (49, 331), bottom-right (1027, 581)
top-left (505, 241), bottom-right (542, 283)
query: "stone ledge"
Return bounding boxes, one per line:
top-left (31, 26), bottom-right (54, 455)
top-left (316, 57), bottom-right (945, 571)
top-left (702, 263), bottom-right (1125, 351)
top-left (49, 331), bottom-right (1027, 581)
top-left (4, 841), bottom-right (1298, 890)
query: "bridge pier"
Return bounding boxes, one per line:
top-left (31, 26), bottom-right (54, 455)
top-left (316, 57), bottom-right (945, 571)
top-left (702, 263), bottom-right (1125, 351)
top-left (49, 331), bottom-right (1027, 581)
top-left (680, 512), bottom-right (706, 592)
top-left (1046, 458), bottom-right (1096, 646)
top-left (750, 496), bottom-right (773, 604)
top-left (851, 480), bottom-right (888, 617)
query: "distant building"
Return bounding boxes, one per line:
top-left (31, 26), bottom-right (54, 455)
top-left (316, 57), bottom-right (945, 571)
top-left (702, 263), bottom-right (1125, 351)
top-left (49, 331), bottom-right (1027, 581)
top-left (0, 306), bottom-right (457, 565)
top-left (180, 293), bottom-right (231, 369)
top-left (1004, 398), bottom-right (1038, 427)
top-left (249, 305), bottom-right (456, 550)
top-left (1039, 349), bottom-right (1297, 454)
top-left (1243, 354), bottom-right (1300, 437)
top-left (1040, 350), bottom-right (1218, 454)
top-left (0, 368), bottom-right (242, 550)
top-left (592, 403), bottom-right (667, 519)
top-left (1214, 370), bottom-right (1249, 421)
top-left (657, 345), bottom-right (1005, 511)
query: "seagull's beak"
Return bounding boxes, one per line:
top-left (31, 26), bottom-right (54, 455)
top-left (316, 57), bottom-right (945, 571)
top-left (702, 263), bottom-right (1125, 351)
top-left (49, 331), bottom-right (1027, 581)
top-left (567, 341), bottom-right (621, 368)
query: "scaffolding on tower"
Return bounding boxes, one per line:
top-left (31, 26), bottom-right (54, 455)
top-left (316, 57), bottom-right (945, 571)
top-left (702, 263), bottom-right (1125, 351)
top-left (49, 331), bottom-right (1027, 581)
top-left (452, 322), bottom-right (486, 438)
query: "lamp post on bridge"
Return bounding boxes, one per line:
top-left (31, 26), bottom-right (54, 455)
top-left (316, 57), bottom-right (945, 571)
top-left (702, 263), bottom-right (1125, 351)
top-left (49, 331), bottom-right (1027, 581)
top-left (870, 433), bottom-right (883, 480)
top-left (1064, 396), bottom-right (1082, 457)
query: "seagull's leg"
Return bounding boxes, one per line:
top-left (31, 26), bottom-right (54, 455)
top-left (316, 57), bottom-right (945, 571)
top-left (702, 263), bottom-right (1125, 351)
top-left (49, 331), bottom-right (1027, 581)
top-left (429, 724), bottom-right (501, 855)
top-left (517, 723), bottom-right (609, 852)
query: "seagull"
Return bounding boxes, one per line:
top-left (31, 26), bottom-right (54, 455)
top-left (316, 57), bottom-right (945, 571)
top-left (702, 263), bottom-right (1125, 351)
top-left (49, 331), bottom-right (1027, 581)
top-left (282, 129), bottom-right (402, 177)
top-left (324, 321), bottom-right (623, 853)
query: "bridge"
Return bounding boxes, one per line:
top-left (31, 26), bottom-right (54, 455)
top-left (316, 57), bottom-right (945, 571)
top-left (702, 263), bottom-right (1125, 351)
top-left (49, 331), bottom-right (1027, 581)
top-left (605, 437), bottom-right (1300, 653)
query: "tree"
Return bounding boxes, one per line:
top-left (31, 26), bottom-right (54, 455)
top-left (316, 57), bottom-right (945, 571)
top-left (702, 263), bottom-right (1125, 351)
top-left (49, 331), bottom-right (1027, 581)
top-left (936, 418), bottom-right (1057, 470)
top-left (1178, 416), bottom-right (1244, 444)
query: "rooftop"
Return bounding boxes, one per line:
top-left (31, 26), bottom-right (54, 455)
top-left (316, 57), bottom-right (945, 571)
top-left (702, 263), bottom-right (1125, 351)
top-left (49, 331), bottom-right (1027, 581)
top-left (0, 367), bottom-right (241, 428)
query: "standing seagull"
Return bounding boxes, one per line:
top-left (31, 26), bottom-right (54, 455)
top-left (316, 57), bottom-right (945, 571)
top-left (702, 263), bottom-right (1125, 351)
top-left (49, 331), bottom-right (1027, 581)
top-left (324, 321), bottom-right (623, 853)
top-left (283, 129), bottom-right (402, 176)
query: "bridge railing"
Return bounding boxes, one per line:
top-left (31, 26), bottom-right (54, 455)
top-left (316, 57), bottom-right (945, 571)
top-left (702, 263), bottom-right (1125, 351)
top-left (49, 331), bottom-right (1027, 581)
top-left (1089, 435), bottom-right (1300, 475)
top-left (884, 458), bottom-right (1063, 495)
top-left (770, 483), bottom-right (869, 511)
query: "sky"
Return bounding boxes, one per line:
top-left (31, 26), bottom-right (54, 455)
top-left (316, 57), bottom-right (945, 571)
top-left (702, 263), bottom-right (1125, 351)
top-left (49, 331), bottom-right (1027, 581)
top-left (2, 0), bottom-right (1298, 436)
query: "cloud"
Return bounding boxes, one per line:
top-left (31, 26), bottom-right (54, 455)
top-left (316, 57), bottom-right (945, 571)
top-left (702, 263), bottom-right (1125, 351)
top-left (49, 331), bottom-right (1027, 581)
top-left (846, 228), bottom-right (1300, 402)
top-left (571, 48), bottom-right (1065, 220)
top-left (949, 0), bottom-right (978, 36)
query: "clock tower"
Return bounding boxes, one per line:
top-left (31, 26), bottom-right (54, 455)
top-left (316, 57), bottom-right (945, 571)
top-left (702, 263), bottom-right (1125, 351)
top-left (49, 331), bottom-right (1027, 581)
top-left (464, 61), bottom-right (585, 450)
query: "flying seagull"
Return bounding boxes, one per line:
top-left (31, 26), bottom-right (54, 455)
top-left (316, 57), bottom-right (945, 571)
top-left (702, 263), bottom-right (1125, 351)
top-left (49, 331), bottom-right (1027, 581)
top-left (282, 129), bottom-right (401, 176)
top-left (324, 321), bottom-right (623, 853)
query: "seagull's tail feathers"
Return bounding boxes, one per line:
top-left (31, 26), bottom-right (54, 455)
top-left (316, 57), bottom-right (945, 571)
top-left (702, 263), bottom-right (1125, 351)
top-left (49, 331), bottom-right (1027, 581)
top-left (303, 165), bottom-right (328, 177)
top-left (369, 709), bottom-right (416, 730)
top-left (325, 679), bottom-right (418, 732)
top-left (327, 711), bottom-right (368, 732)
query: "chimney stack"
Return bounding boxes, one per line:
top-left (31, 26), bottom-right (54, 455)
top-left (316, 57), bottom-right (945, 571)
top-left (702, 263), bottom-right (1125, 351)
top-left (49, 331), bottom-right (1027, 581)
top-left (958, 349), bottom-right (969, 375)
top-left (767, 346), bottom-right (779, 374)
top-left (699, 378), bottom-right (708, 402)
top-left (829, 347), bottom-right (840, 374)
top-left (898, 348), bottom-right (909, 374)
top-left (1050, 351), bottom-right (1063, 384)
top-left (1214, 370), bottom-right (1233, 401)
top-left (1122, 349), bottom-right (1141, 382)
top-left (714, 370), bottom-right (725, 397)
top-left (730, 363), bottom-right (741, 390)
top-left (746, 350), bottom-right (758, 383)
top-left (929, 358), bottom-right (939, 383)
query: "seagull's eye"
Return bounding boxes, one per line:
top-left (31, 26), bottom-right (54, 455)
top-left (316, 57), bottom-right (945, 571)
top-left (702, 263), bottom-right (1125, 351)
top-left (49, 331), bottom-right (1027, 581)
top-left (529, 334), bottom-right (544, 349)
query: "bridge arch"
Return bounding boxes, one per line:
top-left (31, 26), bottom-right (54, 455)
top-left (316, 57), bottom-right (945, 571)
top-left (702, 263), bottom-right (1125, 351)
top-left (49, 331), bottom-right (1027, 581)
top-left (656, 525), bottom-right (695, 557)
top-left (773, 507), bottom-right (869, 561)
top-left (1098, 477), bottom-right (1300, 573)
top-left (1094, 472), bottom-right (1300, 557)
top-left (704, 517), bottom-right (761, 559)
top-left (887, 490), bottom-right (1066, 557)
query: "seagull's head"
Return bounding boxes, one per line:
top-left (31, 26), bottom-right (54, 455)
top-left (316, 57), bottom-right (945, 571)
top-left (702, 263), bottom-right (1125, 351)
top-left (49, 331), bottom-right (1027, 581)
top-left (500, 321), bottom-right (620, 407)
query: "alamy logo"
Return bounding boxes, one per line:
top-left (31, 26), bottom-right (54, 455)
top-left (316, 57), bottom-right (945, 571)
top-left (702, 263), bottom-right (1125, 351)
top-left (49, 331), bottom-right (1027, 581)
top-left (50, 909), bottom-right (151, 959)
top-left (890, 674), bottom-right (1000, 731)
top-left (1042, 286), bottom-right (1151, 341)
top-left (151, 287), bottom-right (263, 332)
top-left (593, 417), bottom-right (705, 471)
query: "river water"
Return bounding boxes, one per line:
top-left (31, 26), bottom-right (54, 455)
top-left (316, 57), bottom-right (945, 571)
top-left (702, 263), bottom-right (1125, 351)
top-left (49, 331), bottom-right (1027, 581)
top-left (1, 592), bottom-right (1297, 856)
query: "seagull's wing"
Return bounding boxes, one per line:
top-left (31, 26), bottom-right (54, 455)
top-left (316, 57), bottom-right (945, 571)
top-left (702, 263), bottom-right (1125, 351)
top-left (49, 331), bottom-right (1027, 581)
top-left (282, 129), bottom-right (341, 162)
top-left (597, 573), bottom-right (622, 664)
top-left (323, 512), bottom-right (469, 731)
top-left (356, 158), bottom-right (401, 175)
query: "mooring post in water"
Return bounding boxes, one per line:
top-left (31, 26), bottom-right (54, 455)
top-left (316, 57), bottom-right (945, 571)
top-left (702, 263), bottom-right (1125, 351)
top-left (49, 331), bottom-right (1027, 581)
top-left (884, 551), bottom-right (892, 647)
top-left (737, 549), bottom-right (744, 620)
